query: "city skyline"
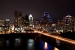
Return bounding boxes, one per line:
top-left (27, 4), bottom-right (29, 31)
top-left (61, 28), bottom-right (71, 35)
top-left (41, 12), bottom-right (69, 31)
top-left (0, 0), bottom-right (75, 23)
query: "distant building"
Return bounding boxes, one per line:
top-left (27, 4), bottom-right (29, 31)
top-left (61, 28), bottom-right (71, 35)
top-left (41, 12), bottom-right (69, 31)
top-left (40, 12), bottom-right (53, 30)
top-left (57, 20), bottom-right (63, 27)
top-left (63, 15), bottom-right (75, 32)
top-left (22, 15), bottom-right (29, 27)
top-left (34, 19), bottom-right (40, 29)
top-left (40, 12), bottom-right (53, 23)
top-left (0, 19), bottom-right (5, 34)
top-left (29, 14), bottom-right (33, 27)
top-left (14, 11), bottom-right (22, 27)
top-left (0, 19), bottom-right (5, 26)
top-left (5, 19), bottom-right (10, 26)
top-left (14, 11), bottom-right (23, 32)
top-left (40, 12), bottom-right (53, 26)
top-left (4, 19), bottom-right (10, 34)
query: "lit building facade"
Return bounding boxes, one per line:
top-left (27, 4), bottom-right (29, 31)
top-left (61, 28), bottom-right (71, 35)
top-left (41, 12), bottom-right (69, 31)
top-left (57, 20), bottom-right (63, 27)
top-left (0, 19), bottom-right (5, 26)
top-left (40, 12), bottom-right (53, 23)
top-left (5, 19), bottom-right (10, 26)
top-left (34, 19), bottom-right (40, 29)
top-left (63, 15), bottom-right (75, 32)
top-left (29, 14), bottom-right (33, 27)
top-left (23, 15), bottom-right (29, 27)
top-left (5, 19), bottom-right (10, 34)
top-left (14, 11), bottom-right (23, 32)
top-left (0, 19), bottom-right (5, 34)
top-left (40, 12), bottom-right (53, 30)
top-left (14, 11), bottom-right (22, 27)
top-left (57, 20), bottom-right (64, 32)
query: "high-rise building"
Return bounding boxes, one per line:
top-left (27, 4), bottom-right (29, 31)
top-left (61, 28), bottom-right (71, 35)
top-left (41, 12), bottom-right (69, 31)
top-left (23, 15), bottom-right (29, 26)
top-left (63, 15), bottom-right (75, 31)
top-left (40, 12), bottom-right (53, 23)
top-left (14, 11), bottom-right (22, 27)
top-left (40, 12), bottom-right (53, 26)
top-left (34, 19), bottom-right (40, 29)
top-left (0, 19), bottom-right (5, 26)
top-left (40, 12), bottom-right (53, 31)
top-left (14, 11), bottom-right (23, 32)
top-left (0, 19), bottom-right (5, 34)
top-left (57, 20), bottom-right (63, 27)
top-left (29, 14), bottom-right (33, 27)
top-left (5, 19), bottom-right (10, 26)
top-left (14, 11), bottom-right (18, 26)
top-left (4, 19), bottom-right (10, 34)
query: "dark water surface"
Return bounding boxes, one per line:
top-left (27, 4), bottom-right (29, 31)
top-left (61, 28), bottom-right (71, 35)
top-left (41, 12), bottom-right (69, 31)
top-left (0, 38), bottom-right (60, 50)
top-left (0, 38), bottom-right (74, 50)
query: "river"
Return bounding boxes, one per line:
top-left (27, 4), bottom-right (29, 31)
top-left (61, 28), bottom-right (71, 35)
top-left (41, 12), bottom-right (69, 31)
top-left (0, 37), bottom-right (74, 50)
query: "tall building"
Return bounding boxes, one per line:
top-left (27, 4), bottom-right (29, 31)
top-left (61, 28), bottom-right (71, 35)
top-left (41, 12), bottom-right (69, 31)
top-left (14, 11), bottom-right (22, 27)
top-left (40, 12), bottom-right (53, 27)
top-left (29, 14), bottom-right (33, 27)
top-left (5, 19), bottom-right (10, 34)
top-left (22, 15), bottom-right (29, 26)
top-left (5, 19), bottom-right (10, 26)
top-left (0, 19), bottom-right (5, 34)
top-left (39, 12), bottom-right (53, 31)
top-left (57, 20), bottom-right (63, 27)
top-left (40, 12), bottom-right (53, 23)
top-left (0, 19), bottom-right (5, 26)
top-left (34, 19), bottom-right (40, 29)
top-left (14, 11), bottom-right (18, 26)
top-left (14, 11), bottom-right (23, 32)
top-left (63, 15), bottom-right (75, 31)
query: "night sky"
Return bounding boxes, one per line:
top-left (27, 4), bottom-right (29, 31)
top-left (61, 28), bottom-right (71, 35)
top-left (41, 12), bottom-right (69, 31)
top-left (0, 0), bottom-right (75, 23)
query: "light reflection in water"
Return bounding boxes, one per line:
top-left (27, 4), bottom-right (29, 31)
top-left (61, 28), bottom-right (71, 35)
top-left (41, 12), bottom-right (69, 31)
top-left (54, 47), bottom-right (59, 50)
top-left (6, 40), bottom-right (9, 47)
top-left (27, 39), bottom-right (35, 50)
top-left (14, 38), bottom-right (21, 46)
top-left (44, 42), bottom-right (48, 49)
top-left (28, 39), bottom-right (34, 47)
top-left (39, 41), bottom-right (53, 50)
top-left (56, 39), bottom-right (60, 46)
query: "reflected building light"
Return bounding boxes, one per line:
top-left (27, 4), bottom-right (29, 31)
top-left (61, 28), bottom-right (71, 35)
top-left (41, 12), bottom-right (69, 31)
top-left (6, 40), bottom-right (9, 47)
top-left (44, 42), bottom-right (48, 49)
top-left (15, 38), bottom-right (20, 42)
top-left (28, 42), bottom-right (34, 47)
top-left (27, 39), bottom-right (34, 50)
top-left (14, 38), bottom-right (21, 46)
top-left (56, 39), bottom-right (60, 46)
top-left (28, 39), bottom-right (34, 43)
top-left (54, 47), bottom-right (59, 50)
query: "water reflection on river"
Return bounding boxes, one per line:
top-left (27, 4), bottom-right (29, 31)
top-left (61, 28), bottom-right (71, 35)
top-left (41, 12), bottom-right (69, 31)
top-left (0, 38), bottom-right (59, 50)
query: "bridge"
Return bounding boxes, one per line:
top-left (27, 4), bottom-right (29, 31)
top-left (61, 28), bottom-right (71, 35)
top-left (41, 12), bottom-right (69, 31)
top-left (33, 29), bottom-right (75, 45)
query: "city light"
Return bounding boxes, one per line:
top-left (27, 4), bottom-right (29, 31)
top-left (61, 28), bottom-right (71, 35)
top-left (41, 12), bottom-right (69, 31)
top-left (44, 42), bottom-right (48, 49)
top-left (11, 25), bottom-right (14, 33)
top-left (34, 30), bottom-right (75, 45)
